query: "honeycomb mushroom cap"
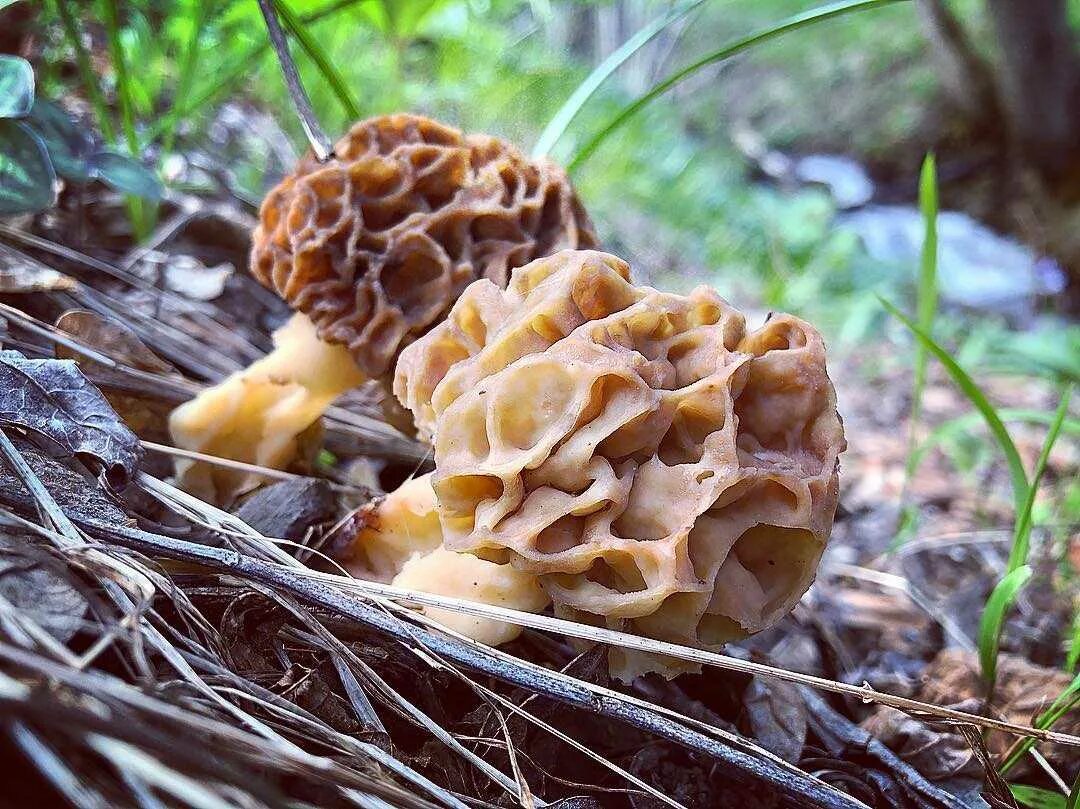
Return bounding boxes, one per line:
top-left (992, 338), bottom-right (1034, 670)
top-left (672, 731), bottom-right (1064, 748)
top-left (250, 114), bottom-right (597, 378)
top-left (395, 250), bottom-right (845, 676)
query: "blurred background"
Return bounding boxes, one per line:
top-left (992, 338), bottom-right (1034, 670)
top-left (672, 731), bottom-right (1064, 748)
top-left (2, 0), bottom-right (1078, 672)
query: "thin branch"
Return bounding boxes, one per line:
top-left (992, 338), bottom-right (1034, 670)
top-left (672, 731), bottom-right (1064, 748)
top-left (255, 0), bottom-right (334, 161)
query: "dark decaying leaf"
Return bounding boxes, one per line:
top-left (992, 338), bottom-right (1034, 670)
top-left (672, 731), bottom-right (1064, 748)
top-left (0, 437), bottom-right (131, 528)
top-left (54, 310), bottom-right (182, 448)
top-left (25, 98), bottom-right (95, 181)
top-left (0, 119), bottom-right (56, 215)
top-left (0, 350), bottom-right (142, 484)
top-left (743, 676), bottom-right (808, 763)
top-left (235, 478), bottom-right (336, 542)
top-left (88, 151), bottom-right (163, 201)
top-left (0, 242), bottom-right (77, 292)
top-left (0, 532), bottom-right (86, 642)
top-left (861, 706), bottom-right (982, 782)
top-left (0, 54), bottom-right (34, 118)
top-left (55, 310), bottom-right (176, 374)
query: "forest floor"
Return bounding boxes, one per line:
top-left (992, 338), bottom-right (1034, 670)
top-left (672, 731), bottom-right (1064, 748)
top-left (0, 160), bottom-right (1076, 808)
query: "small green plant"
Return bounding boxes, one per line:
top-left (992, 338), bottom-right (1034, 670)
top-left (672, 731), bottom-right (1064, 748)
top-left (892, 153), bottom-right (939, 546)
top-left (0, 55), bottom-right (160, 216)
top-left (883, 295), bottom-right (1074, 687)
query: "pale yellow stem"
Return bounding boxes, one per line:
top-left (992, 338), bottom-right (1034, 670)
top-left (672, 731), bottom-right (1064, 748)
top-left (345, 472), bottom-right (549, 645)
top-left (169, 312), bottom-right (366, 503)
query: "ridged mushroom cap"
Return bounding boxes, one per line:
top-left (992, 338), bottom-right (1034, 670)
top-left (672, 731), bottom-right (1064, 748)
top-left (395, 250), bottom-right (845, 678)
top-left (251, 114), bottom-right (597, 377)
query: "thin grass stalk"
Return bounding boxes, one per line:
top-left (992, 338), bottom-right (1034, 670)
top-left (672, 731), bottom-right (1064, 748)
top-left (1006, 386), bottom-right (1073, 571)
top-left (160, 0), bottom-right (210, 158)
top-left (143, 0), bottom-right (369, 143)
top-left (257, 0), bottom-right (336, 160)
top-left (101, 0), bottom-right (151, 238)
top-left (893, 153), bottom-right (939, 547)
top-left (532, 0), bottom-right (706, 159)
top-left (52, 0), bottom-right (117, 143)
top-left (878, 296), bottom-right (1030, 515)
top-left (979, 387), bottom-right (1074, 688)
top-left (1001, 671), bottom-right (1080, 776)
top-left (50, 518), bottom-right (869, 808)
top-left (56, 515), bottom-right (1080, 752)
top-left (272, 0), bottom-right (361, 120)
top-left (567, 0), bottom-right (909, 172)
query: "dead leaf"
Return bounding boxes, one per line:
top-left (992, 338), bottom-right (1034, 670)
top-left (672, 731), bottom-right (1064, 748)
top-left (919, 649), bottom-right (1080, 775)
top-left (742, 677), bottom-right (807, 762)
top-left (55, 309), bottom-right (176, 374)
top-left (862, 705), bottom-right (983, 781)
top-left (0, 532), bottom-right (86, 642)
top-left (55, 311), bottom-right (179, 446)
top-left (0, 350), bottom-right (142, 485)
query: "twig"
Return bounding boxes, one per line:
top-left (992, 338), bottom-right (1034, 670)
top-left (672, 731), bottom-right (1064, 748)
top-left (67, 518), bottom-right (865, 809)
top-left (255, 0), bottom-right (335, 161)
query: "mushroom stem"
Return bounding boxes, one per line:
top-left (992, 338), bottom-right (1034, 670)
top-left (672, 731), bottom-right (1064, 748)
top-left (344, 473), bottom-right (549, 645)
top-left (169, 311), bottom-right (366, 502)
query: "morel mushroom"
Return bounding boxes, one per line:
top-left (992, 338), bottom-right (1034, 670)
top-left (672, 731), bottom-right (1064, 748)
top-left (383, 249), bottom-right (845, 679)
top-left (169, 114), bottom-right (596, 501)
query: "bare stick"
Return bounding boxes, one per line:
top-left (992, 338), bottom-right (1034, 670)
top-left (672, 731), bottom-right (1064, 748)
top-left (255, 0), bottom-right (334, 161)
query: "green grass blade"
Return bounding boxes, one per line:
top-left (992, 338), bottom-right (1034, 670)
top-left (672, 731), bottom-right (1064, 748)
top-left (906, 153), bottom-right (939, 470)
top-left (272, 0), bottom-right (361, 121)
top-left (53, 0), bottom-right (116, 144)
top-left (892, 153), bottom-right (939, 548)
top-left (1010, 785), bottom-right (1066, 809)
top-left (1069, 612), bottom-right (1080, 673)
top-left (143, 0), bottom-right (370, 144)
top-left (532, 0), bottom-right (706, 159)
top-left (160, 0), bottom-right (208, 157)
top-left (1067, 768), bottom-right (1080, 809)
top-left (567, 0), bottom-right (909, 172)
top-left (102, 0), bottom-right (150, 238)
top-left (1007, 386), bottom-right (1073, 571)
top-left (978, 564), bottom-right (1032, 687)
top-left (879, 296), bottom-right (1029, 515)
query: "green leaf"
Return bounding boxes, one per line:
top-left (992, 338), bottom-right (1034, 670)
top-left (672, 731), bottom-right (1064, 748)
top-left (0, 55), bottom-right (34, 119)
top-left (533, 0), bottom-right (705, 159)
top-left (25, 99), bottom-right (94, 181)
top-left (978, 565), bottom-right (1032, 687)
top-left (1068, 768), bottom-right (1080, 809)
top-left (1011, 785), bottom-right (1066, 809)
top-left (568, 0), bottom-right (908, 172)
top-left (0, 119), bottom-right (56, 215)
top-left (88, 152), bottom-right (162, 201)
top-left (879, 296), bottom-right (1029, 518)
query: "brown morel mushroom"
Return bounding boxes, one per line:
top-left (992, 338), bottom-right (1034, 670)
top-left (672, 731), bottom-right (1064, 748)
top-left (169, 114), bottom-right (596, 501)
top-left (358, 249), bottom-right (844, 680)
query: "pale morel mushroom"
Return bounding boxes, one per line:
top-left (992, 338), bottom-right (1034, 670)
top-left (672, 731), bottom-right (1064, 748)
top-left (351, 249), bottom-right (845, 679)
top-left (169, 114), bottom-right (596, 501)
